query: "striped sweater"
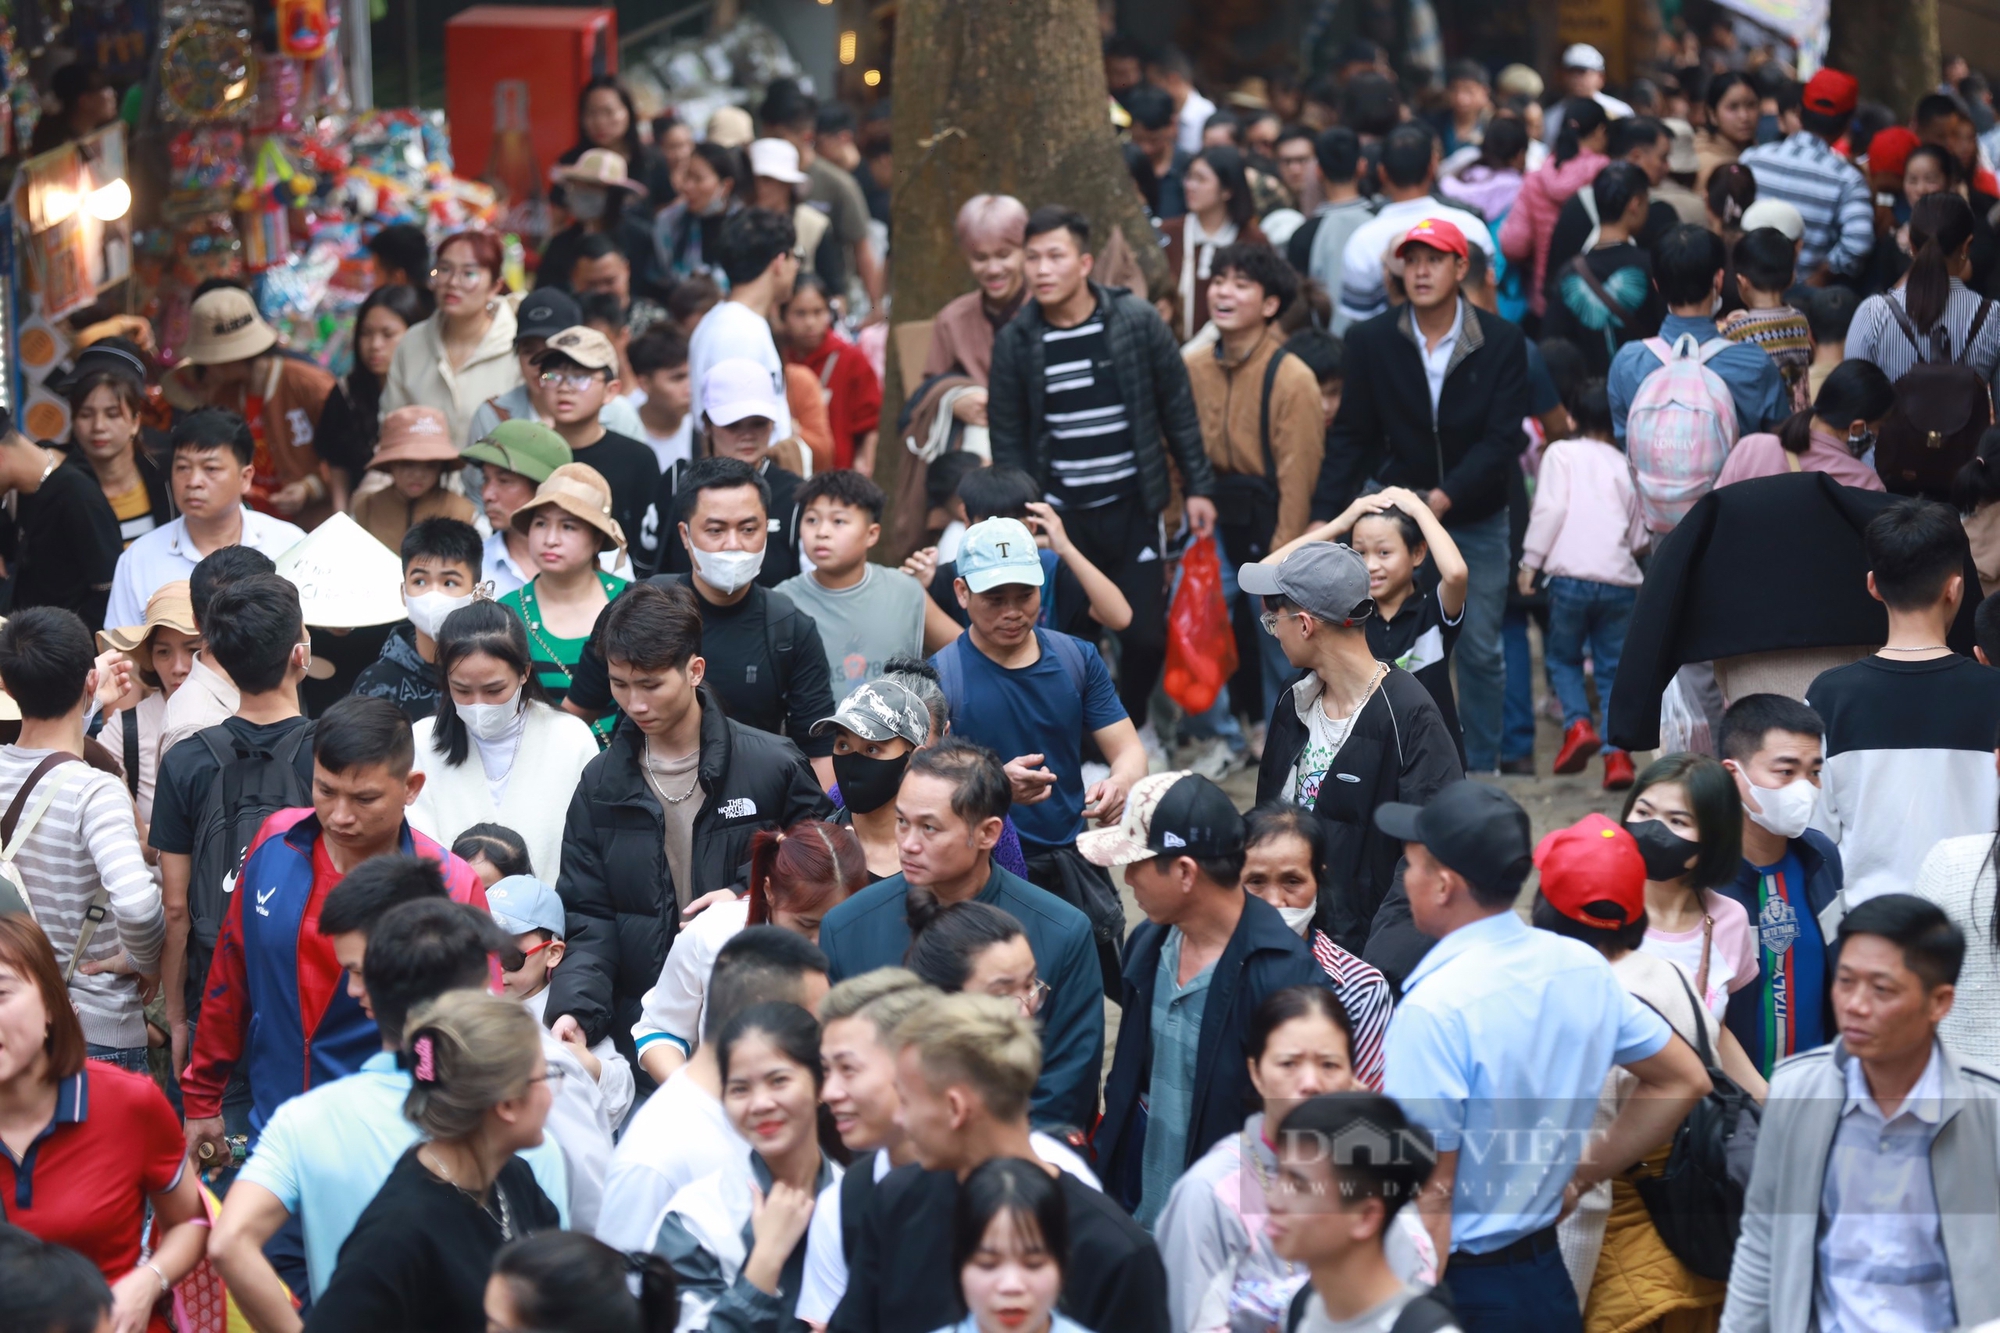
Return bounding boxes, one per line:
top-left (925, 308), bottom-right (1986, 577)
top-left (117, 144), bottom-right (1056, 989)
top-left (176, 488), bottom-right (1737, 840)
top-left (0, 747), bottom-right (163, 1048)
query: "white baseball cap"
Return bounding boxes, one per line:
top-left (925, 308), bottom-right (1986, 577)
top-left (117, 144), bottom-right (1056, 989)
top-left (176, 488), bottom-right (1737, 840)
top-left (748, 138), bottom-right (809, 185)
top-left (703, 359), bottom-right (782, 427)
top-left (1741, 198), bottom-right (1806, 243)
top-left (1562, 43), bottom-right (1606, 72)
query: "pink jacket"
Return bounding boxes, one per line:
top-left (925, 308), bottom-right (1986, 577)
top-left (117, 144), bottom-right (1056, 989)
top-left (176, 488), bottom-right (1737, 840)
top-left (1716, 429), bottom-right (1886, 492)
top-left (1499, 150), bottom-right (1607, 316)
top-left (1522, 435), bottom-right (1647, 587)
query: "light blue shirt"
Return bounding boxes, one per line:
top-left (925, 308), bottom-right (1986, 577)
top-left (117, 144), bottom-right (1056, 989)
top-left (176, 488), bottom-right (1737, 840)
top-left (1814, 1042), bottom-right (1954, 1333)
top-left (1382, 911), bottom-right (1670, 1254)
top-left (1137, 929), bottom-right (1214, 1229)
top-left (236, 1049), bottom-right (570, 1296)
top-left (1606, 313), bottom-right (1790, 445)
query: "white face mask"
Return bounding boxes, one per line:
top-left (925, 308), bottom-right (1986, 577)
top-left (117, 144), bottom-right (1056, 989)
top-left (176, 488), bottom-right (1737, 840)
top-left (1276, 902), bottom-right (1316, 937)
top-left (1742, 775), bottom-right (1818, 840)
top-left (459, 688), bottom-right (525, 743)
top-left (406, 590), bottom-right (475, 640)
top-left (689, 544), bottom-right (765, 595)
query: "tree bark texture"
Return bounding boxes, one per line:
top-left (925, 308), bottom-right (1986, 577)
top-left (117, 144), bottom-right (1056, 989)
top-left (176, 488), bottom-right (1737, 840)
top-left (1830, 0), bottom-right (1938, 123)
top-left (874, 0), bottom-right (1165, 553)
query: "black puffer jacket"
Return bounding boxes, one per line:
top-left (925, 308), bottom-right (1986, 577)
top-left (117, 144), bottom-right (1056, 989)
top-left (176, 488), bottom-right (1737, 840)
top-left (989, 281), bottom-right (1215, 515)
top-left (546, 685), bottom-right (832, 1058)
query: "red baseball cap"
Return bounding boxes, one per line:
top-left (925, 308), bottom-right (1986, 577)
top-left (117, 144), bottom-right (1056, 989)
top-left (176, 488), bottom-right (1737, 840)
top-left (1395, 216), bottom-right (1469, 260)
top-left (1803, 68), bottom-right (1858, 120)
top-left (1866, 125), bottom-right (1920, 180)
top-left (1533, 813), bottom-right (1646, 930)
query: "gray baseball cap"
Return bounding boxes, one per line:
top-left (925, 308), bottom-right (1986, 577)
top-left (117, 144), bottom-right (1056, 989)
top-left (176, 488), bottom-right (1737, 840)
top-left (811, 678), bottom-right (932, 747)
top-left (1237, 542), bottom-right (1374, 626)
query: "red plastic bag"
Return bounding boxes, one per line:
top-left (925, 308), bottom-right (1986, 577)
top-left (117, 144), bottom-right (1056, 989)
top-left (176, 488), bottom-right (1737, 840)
top-left (1163, 535), bottom-right (1239, 714)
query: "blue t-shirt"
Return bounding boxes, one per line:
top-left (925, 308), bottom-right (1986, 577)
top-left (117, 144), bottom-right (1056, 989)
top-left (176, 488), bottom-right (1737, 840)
top-left (932, 630), bottom-right (1127, 851)
top-left (1744, 848), bottom-right (1826, 1076)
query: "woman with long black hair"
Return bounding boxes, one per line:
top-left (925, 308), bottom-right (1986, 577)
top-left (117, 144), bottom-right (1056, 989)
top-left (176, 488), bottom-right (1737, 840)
top-left (408, 598), bottom-right (600, 883)
top-left (60, 337), bottom-right (176, 546)
top-left (653, 142), bottom-right (748, 285)
top-left (1160, 145), bottom-right (1266, 341)
top-left (555, 76), bottom-right (676, 208)
top-left (1503, 97), bottom-right (1610, 320)
top-left (1849, 191), bottom-right (2000, 400)
top-left (319, 285), bottom-right (429, 497)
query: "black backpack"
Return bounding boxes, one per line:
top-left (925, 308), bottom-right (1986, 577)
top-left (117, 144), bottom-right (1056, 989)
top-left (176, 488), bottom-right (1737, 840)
top-left (1210, 347), bottom-right (1294, 565)
top-left (1875, 296), bottom-right (1995, 500)
top-left (184, 722), bottom-right (315, 1017)
top-left (1285, 1284), bottom-right (1456, 1333)
top-left (1632, 964), bottom-right (1763, 1282)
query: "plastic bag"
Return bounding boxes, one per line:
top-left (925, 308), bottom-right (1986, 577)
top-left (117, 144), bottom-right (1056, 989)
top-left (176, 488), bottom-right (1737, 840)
top-left (1164, 536), bottom-right (1239, 715)
top-left (1658, 668), bottom-right (1712, 757)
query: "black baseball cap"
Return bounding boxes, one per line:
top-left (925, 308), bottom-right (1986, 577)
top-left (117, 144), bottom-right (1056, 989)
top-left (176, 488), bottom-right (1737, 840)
top-left (1374, 780), bottom-right (1532, 890)
top-left (516, 288), bottom-right (582, 343)
top-left (1078, 771), bottom-right (1246, 867)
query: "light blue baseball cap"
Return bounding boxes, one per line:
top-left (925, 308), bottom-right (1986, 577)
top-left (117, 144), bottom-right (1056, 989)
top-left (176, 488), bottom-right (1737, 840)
top-left (488, 875), bottom-right (567, 938)
top-left (956, 517), bottom-right (1045, 594)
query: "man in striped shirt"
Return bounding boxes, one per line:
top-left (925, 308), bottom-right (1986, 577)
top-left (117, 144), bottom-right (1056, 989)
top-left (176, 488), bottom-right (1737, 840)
top-left (1737, 68), bottom-right (1873, 281)
top-left (990, 205), bottom-right (1218, 731)
top-left (0, 607), bottom-right (163, 1071)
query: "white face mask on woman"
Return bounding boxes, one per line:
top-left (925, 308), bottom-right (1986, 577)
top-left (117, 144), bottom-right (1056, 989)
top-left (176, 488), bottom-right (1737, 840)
top-left (1276, 902), bottom-right (1316, 937)
top-left (459, 688), bottom-right (525, 743)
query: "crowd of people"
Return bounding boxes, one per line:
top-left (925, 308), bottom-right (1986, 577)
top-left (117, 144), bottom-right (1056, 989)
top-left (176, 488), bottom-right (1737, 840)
top-left (13, 21), bottom-right (2000, 1333)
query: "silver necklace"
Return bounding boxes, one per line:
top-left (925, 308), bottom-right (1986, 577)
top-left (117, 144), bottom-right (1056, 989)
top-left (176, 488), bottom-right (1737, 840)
top-left (1879, 645), bottom-right (1949, 653)
top-left (421, 1145), bottom-right (515, 1239)
top-left (642, 744), bottom-right (701, 804)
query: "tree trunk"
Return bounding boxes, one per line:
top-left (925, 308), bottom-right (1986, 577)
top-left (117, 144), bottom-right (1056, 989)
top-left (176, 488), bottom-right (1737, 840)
top-left (874, 0), bottom-right (1164, 552)
top-left (1830, 0), bottom-right (1938, 121)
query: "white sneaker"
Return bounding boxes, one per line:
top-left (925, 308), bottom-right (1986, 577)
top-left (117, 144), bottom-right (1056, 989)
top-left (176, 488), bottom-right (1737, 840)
top-left (1183, 736), bottom-right (1245, 781)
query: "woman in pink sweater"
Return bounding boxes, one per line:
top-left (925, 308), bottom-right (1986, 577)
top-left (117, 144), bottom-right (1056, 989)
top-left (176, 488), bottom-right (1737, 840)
top-left (1519, 379), bottom-right (1648, 790)
top-left (1500, 100), bottom-right (1609, 319)
top-left (1716, 359), bottom-right (1893, 492)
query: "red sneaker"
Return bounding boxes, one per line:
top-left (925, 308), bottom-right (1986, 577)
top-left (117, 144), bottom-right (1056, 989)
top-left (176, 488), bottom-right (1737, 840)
top-left (1602, 748), bottom-right (1636, 791)
top-left (1552, 719), bottom-right (1601, 775)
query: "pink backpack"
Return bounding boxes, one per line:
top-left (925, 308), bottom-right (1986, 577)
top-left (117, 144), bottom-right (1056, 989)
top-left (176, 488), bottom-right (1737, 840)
top-left (1626, 334), bottom-right (1739, 534)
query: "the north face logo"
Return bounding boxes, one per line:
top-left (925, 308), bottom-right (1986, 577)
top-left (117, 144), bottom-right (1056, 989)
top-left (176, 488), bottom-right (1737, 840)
top-left (717, 798), bottom-right (758, 819)
top-left (1161, 831), bottom-right (1186, 849)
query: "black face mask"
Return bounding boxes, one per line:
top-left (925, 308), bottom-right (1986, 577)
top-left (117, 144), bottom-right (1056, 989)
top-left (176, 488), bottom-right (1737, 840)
top-left (1626, 818), bottom-right (1699, 882)
top-left (833, 750), bottom-right (911, 815)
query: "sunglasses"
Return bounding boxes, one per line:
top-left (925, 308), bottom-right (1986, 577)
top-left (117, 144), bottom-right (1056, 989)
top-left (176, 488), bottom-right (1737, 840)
top-left (498, 936), bottom-right (555, 973)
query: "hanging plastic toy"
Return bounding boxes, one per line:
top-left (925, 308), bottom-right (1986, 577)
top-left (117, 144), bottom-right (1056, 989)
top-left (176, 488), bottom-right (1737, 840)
top-left (276, 0), bottom-right (329, 60)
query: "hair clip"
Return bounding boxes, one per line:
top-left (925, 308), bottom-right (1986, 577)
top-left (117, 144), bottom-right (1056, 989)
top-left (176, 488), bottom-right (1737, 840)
top-left (401, 1030), bottom-right (439, 1083)
top-left (472, 581), bottom-right (497, 602)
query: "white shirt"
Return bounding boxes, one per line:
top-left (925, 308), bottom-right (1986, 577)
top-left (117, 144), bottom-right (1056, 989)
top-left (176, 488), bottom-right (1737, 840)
top-left (1336, 196), bottom-right (1495, 330)
top-left (637, 413), bottom-right (695, 473)
top-left (795, 1138), bottom-right (1103, 1323)
top-left (633, 897), bottom-right (747, 1060)
top-left (1178, 88), bottom-right (1219, 154)
top-left (595, 1066), bottom-right (746, 1252)
top-left (1417, 299), bottom-right (1465, 413)
top-left (688, 301), bottom-right (794, 441)
top-left (1815, 1043), bottom-right (1953, 1333)
top-left (106, 508), bottom-right (307, 630)
top-left (527, 989), bottom-right (623, 1234)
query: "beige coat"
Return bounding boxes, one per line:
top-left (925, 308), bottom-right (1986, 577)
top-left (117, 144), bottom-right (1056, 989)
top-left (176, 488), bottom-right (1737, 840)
top-left (382, 300), bottom-right (523, 450)
top-left (1182, 326), bottom-right (1325, 547)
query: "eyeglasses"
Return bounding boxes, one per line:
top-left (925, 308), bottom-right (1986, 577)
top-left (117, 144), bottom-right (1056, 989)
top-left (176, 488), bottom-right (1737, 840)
top-left (525, 1062), bottom-right (568, 1089)
top-left (1259, 609), bottom-right (1305, 637)
top-left (539, 370), bottom-right (606, 392)
top-left (989, 978), bottom-right (1051, 1017)
top-left (498, 937), bottom-right (554, 972)
top-left (431, 264), bottom-right (491, 288)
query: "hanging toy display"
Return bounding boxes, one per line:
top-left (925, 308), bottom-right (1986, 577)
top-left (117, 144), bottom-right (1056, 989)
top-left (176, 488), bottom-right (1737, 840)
top-left (237, 139), bottom-right (307, 271)
top-left (156, 0), bottom-right (257, 124)
top-left (275, 0), bottom-right (330, 59)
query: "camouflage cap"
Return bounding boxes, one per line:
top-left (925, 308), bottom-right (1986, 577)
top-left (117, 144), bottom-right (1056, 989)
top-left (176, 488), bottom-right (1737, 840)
top-left (810, 678), bottom-right (932, 747)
